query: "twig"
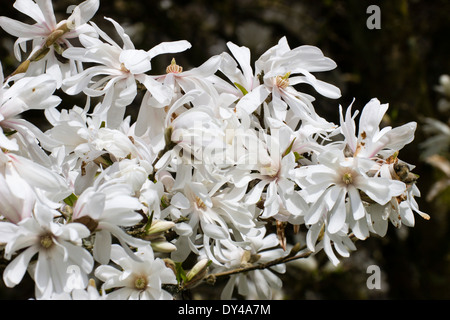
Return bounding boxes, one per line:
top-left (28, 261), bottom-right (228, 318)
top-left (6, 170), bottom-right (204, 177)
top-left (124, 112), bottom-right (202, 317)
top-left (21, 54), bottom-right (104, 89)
top-left (204, 242), bottom-right (312, 284)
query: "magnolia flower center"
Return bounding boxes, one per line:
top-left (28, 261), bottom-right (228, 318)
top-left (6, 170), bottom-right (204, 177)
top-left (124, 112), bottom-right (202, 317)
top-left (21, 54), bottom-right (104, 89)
top-left (120, 63), bottom-right (130, 73)
top-left (166, 58), bottom-right (183, 74)
top-left (134, 275), bottom-right (148, 290)
top-left (274, 72), bottom-right (291, 89)
top-left (40, 234), bottom-right (54, 249)
top-left (195, 196), bottom-right (207, 210)
top-left (342, 172), bottom-right (353, 185)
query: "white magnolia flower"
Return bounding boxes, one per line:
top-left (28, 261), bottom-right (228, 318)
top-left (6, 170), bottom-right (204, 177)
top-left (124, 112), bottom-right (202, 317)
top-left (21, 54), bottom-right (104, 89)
top-left (217, 37), bottom-right (340, 128)
top-left (0, 151), bottom-right (71, 203)
top-left (167, 178), bottom-right (255, 264)
top-left (243, 131), bottom-right (307, 224)
top-left (63, 17), bottom-right (191, 128)
top-left (305, 214), bottom-right (357, 266)
top-left (0, 204), bottom-right (93, 299)
top-left (295, 148), bottom-right (406, 236)
top-left (210, 227), bottom-right (286, 300)
top-left (44, 280), bottom-right (106, 300)
top-left (153, 91), bottom-right (225, 171)
top-left (72, 177), bottom-right (148, 264)
top-left (339, 98), bottom-right (417, 159)
top-left (0, 0), bottom-right (99, 86)
top-left (95, 244), bottom-right (177, 300)
top-left (134, 55), bottom-right (222, 136)
top-left (0, 63), bottom-right (61, 155)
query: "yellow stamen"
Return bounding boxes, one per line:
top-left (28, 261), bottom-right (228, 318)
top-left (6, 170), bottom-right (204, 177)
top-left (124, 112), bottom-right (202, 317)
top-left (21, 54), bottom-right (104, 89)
top-left (342, 172), bottom-right (353, 185)
top-left (275, 72), bottom-right (291, 89)
top-left (166, 58), bottom-right (183, 74)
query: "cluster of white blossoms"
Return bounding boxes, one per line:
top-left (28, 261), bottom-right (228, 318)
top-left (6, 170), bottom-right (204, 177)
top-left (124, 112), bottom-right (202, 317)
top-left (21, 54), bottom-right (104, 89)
top-left (0, 0), bottom-right (429, 300)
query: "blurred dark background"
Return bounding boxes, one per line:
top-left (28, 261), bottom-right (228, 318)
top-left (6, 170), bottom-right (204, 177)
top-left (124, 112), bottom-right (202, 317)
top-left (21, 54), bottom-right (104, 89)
top-left (1, 0), bottom-right (450, 299)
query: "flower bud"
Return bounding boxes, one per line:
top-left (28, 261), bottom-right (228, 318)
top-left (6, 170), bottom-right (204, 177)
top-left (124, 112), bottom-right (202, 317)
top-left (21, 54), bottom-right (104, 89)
top-left (146, 220), bottom-right (175, 235)
top-left (183, 259), bottom-right (211, 289)
top-left (151, 240), bottom-right (177, 253)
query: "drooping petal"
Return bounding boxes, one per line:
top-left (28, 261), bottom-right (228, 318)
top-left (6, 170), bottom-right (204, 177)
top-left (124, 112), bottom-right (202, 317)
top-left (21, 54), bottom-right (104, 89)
top-left (327, 188), bottom-right (346, 234)
top-left (3, 246), bottom-right (39, 288)
top-left (348, 185), bottom-right (365, 220)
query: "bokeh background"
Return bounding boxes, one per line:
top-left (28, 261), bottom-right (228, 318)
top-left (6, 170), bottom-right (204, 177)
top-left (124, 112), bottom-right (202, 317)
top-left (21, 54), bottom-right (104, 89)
top-left (1, 0), bottom-right (450, 299)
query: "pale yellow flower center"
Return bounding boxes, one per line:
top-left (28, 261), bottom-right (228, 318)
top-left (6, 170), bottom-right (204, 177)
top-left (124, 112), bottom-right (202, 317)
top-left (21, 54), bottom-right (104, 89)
top-left (195, 196), bottom-right (207, 210)
top-left (342, 172), bottom-right (353, 185)
top-left (40, 234), bottom-right (54, 249)
top-left (134, 275), bottom-right (148, 290)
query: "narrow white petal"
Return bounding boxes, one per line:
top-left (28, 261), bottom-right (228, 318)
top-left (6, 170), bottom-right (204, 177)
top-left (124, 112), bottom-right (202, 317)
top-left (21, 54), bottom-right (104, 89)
top-left (348, 185), bottom-right (365, 220)
top-left (235, 85), bottom-right (270, 114)
top-left (147, 40), bottom-right (191, 60)
top-left (0, 17), bottom-right (46, 38)
top-left (3, 246), bottom-right (39, 287)
top-left (327, 189), bottom-right (347, 234)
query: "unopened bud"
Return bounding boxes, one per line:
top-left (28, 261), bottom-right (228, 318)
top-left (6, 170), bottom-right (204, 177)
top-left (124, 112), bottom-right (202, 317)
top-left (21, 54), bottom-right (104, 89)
top-left (45, 29), bottom-right (66, 47)
top-left (184, 259), bottom-right (211, 289)
top-left (146, 220), bottom-right (175, 235)
top-left (151, 240), bottom-right (177, 252)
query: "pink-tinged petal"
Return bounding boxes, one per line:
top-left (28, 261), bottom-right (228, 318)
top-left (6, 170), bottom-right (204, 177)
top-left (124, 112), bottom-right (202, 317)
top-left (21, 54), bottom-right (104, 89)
top-left (9, 154), bottom-right (70, 199)
top-left (0, 16), bottom-right (47, 38)
top-left (3, 246), bottom-right (39, 287)
top-left (0, 173), bottom-right (34, 223)
top-left (36, 0), bottom-right (56, 29)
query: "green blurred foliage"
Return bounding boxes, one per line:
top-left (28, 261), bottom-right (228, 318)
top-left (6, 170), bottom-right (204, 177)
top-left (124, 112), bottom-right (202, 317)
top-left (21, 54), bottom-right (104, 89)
top-left (1, 0), bottom-right (450, 299)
